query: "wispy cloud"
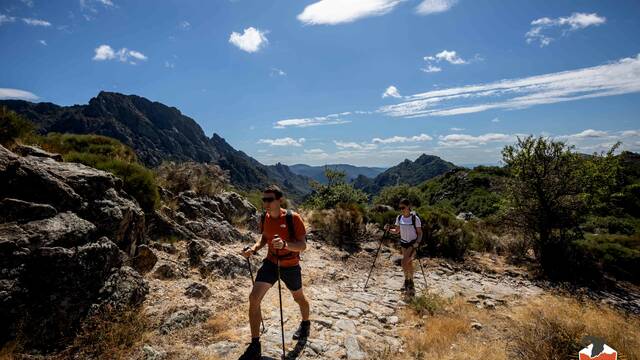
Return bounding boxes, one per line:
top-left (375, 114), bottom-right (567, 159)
top-left (334, 140), bottom-right (377, 150)
top-left (20, 0), bottom-right (34, 7)
top-left (372, 134), bottom-right (433, 143)
top-left (179, 20), bottom-right (191, 30)
top-left (39, 39), bottom-right (47, 46)
top-left (270, 68), bottom-right (287, 77)
top-left (229, 27), bottom-right (268, 53)
top-left (0, 88), bottom-right (39, 101)
top-left (438, 133), bottom-right (516, 148)
top-left (0, 14), bottom-right (16, 25)
top-left (275, 112), bottom-right (352, 128)
top-left (92, 44), bottom-right (148, 64)
top-left (416, 0), bottom-right (458, 15)
top-left (379, 54), bottom-right (640, 118)
top-left (526, 12), bottom-right (606, 47)
top-left (382, 85), bottom-right (401, 98)
top-left (258, 137), bottom-right (306, 147)
top-left (298, 0), bottom-right (404, 25)
top-left (22, 17), bottom-right (51, 26)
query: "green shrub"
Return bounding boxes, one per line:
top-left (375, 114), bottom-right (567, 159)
top-left (582, 216), bottom-right (637, 235)
top-left (309, 203), bottom-right (365, 249)
top-left (575, 233), bottom-right (640, 283)
top-left (373, 185), bottom-right (422, 209)
top-left (408, 293), bottom-right (446, 316)
top-left (0, 106), bottom-right (36, 146)
top-left (367, 209), bottom-right (398, 229)
top-left (418, 206), bottom-right (471, 260)
top-left (38, 133), bottom-right (137, 162)
top-left (304, 169), bottom-right (368, 210)
top-left (65, 152), bottom-right (159, 211)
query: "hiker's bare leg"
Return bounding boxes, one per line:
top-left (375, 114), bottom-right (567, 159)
top-left (291, 288), bottom-right (310, 321)
top-left (249, 281), bottom-right (271, 337)
top-left (401, 247), bottom-right (414, 279)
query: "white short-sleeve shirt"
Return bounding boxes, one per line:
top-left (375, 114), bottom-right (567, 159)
top-left (395, 212), bottom-right (421, 243)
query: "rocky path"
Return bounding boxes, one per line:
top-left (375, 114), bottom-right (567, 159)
top-left (140, 235), bottom-right (548, 360)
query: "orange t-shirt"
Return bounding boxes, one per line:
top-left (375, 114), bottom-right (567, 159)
top-left (262, 208), bottom-right (306, 267)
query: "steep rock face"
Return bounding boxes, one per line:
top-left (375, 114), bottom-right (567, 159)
top-left (0, 145), bottom-right (150, 352)
top-left (1, 93), bottom-right (313, 199)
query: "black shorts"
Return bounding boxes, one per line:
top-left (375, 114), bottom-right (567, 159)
top-left (400, 240), bottom-right (416, 249)
top-left (255, 259), bottom-right (303, 291)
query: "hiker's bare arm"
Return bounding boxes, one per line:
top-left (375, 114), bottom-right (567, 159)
top-left (242, 235), bottom-right (267, 257)
top-left (385, 224), bottom-right (400, 234)
top-left (272, 236), bottom-right (306, 252)
top-left (415, 228), bottom-right (423, 246)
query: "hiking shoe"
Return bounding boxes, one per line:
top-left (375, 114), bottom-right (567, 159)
top-left (401, 279), bottom-right (409, 291)
top-left (238, 341), bottom-right (261, 360)
top-left (407, 279), bottom-right (415, 291)
top-left (292, 320), bottom-right (310, 340)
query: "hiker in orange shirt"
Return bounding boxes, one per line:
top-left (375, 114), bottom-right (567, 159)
top-left (239, 185), bottom-right (310, 360)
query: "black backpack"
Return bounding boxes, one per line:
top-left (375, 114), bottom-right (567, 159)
top-left (260, 209), bottom-right (296, 241)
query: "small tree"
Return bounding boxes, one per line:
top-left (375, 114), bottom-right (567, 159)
top-left (502, 136), bottom-right (585, 277)
top-left (304, 169), bottom-right (368, 210)
top-left (0, 107), bottom-right (35, 146)
top-left (373, 184), bottom-right (422, 209)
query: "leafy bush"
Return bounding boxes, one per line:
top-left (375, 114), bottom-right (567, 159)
top-left (308, 203), bottom-right (365, 249)
top-left (65, 152), bottom-right (159, 211)
top-left (304, 169), bottom-right (368, 210)
top-left (582, 216), bottom-right (637, 235)
top-left (575, 233), bottom-right (640, 282)
top-left (0, 106), bottom-right (36, 146)
top-left (408, 293), bottom-right (446, 316)
top-left (373, 185), bottom-right (422, 209)
top-left (367, 209), bottom-right (398, 229)
top-left (155, 161), bottom-right (229, 198)
top-left (418, 206), bottom-right (472, 260)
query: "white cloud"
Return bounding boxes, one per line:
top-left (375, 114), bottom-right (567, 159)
top-left (229, 27), bottom-right (268, 53)
top-left (270, 68), bottom-right (287, 77)
top-left (526, 12), bottom-right (606, 47)
top-left (421, 64), bottom-right (442, 73)
top-left (275, 113), bottom-right (351, 128)
top-left (0, 88), bottom-right (39, 101)
top-left (372, 134), bottom-right (433, 144)
top-left (0, 14), bottom-right (16, 25)
top-left (164, 61), bottom-right (175, 68)
top-left (92, 44), bottom-right (148, 63)
top-left (438, 133), bottom-right (515, 147)
top-left (566, 129), bottom-right (609, 139)
top-left (298, 0), bottom-right (403, 25)
top-left (334, 141), bottom-right (377, 150)
top-left (22, 18), bottom-right (51, 26)
top-left (379, 54), bottom-right (640, 118)
top-left (304, 148), bottom-right (327, 154)
top-left (179, 20), bottom-right (191, 30)
top-left (426, 50), bottom-right (467, 65)
top-left (258, 137), bottom-right (306, 147)
top-left (416, 0), bottom-right (457, 15)
top-left (39, 39), bottom-right (47, 46)
top-left (382, 85), bottom-right (401, 98)
top-left (621, 130), bottom-right (640, 137)
top-left (491, 118), bottom-right (500, 123)
top-left (97, 0), bottom-right (114, 6)
top-left (422, 50), bottom-right (471, 73)
top-left (21, 0), bottom-right (34, 7)
top-left (450, 127), bottom-right (464, 131)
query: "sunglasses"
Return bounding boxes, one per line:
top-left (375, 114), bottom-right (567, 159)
top-left (399, 206), bottom-right (407, 210)
top-left (262, 197), bottom-right (277, 203)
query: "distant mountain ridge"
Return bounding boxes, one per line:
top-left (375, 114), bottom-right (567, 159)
top-left (354, 154), bottom-right (458, 194)
top-left (0, 92), bottom-right (312, 198)
top-left (289, 164), bottom-right (387, 184)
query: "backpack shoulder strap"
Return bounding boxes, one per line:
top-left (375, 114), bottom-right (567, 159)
top-left (397, 215), bottom-right (402, 224)
top-left (260, 211), bottom-right (266, 234)
top-left (286, 209), bottom-right (296, 241)
top-left (411, 214), bottom-right (417, 231)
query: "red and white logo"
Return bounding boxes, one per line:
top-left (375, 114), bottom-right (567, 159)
top-left (579, 343), bottom-right (617, 360)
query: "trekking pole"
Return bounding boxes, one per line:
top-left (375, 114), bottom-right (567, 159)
top-left (363, 228), bottom-right (389, 291)
top-left (243, 247), bottom-right (266, 334)
top-left (275, 240), bottom-right (286, 359)
top-left (411, 246), bottom-right (429, 291)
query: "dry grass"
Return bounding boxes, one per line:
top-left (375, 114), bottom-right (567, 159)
top-left (62, 307), bottom-right (150, 360)
top-left (508, 295), bottom-right (640, 360)
top-left (398, 293), bottom-right (639, 360)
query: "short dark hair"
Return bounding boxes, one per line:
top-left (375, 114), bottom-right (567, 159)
top-left (399, 198), bottom-right (411, 207)
top-left (263, 184), bottom-right (284, 199)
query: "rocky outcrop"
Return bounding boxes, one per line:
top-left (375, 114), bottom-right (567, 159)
top-left (0, 145), bottom-right (150, 352)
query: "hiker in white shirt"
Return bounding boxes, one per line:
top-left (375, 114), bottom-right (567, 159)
top-left (385, 198), bottom-right (423, 293)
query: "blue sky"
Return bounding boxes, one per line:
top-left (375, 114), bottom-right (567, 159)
top-left (1, 0), bottom-right (639, 167)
